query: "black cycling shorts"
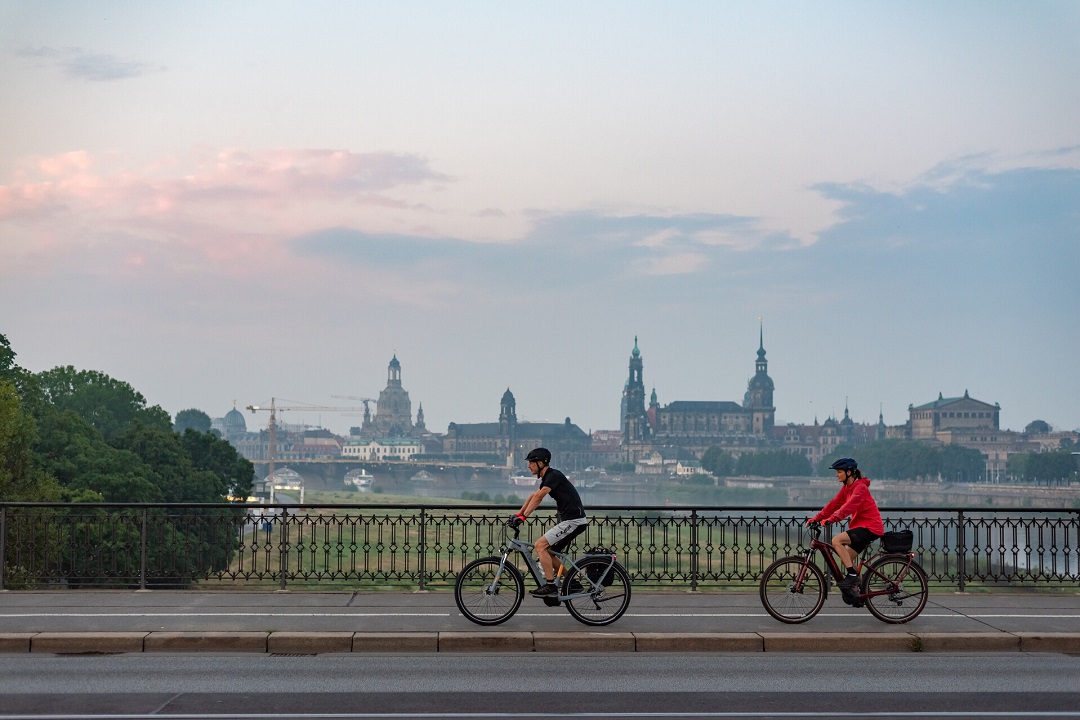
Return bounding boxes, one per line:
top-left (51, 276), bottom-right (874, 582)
top-left (847, 526), bottom-right (882, 553)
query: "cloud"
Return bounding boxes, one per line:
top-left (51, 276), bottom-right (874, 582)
top-left (18, 46), bottom-right (160, 81)
top-left (0, 148), bottom-right (454, 277)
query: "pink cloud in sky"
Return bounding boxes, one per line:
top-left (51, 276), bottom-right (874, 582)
top-left (0, 147), bottom-right (452, 278)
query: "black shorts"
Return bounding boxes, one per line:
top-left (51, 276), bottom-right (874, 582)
top-left (847, 527), bottom-right (882, 553)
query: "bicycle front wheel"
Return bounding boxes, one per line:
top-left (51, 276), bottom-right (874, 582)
top-left (563, 557), bottom-right (632, 626)
top-left (759, 556), bottom-right (826, 624)
top-left (454, 557), bottom-right (524, 626)
top-left (862, 555), bottom-right (928, 624)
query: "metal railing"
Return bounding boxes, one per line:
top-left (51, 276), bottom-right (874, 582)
top-left (1, 503), bottom-right (1077, 591)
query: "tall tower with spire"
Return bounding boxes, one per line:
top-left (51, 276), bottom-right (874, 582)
top-left (364, 354), bottom-right (416, 437)
top-left (622, 337), bottom-right (651, 446)
top-left (743, 320), bottom-right (776, 434)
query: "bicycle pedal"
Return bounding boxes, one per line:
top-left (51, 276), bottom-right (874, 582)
top-left (542, 597), bottom-right (561, 607)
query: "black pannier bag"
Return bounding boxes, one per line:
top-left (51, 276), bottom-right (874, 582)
top-left (583, 548), bottom-right (616, 586)
top-left (882, 530), bottom-right (913, 553)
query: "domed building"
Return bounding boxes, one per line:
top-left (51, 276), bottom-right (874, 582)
top-left (361, 355), bottom-right (418, 438)
top-left (223, 407), bottom-right (247, 436)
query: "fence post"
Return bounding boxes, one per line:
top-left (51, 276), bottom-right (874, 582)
top-left (690, 509), bottom-right (698, 592)
top-left (0, 506), bottom-right (6, 591)
top-left (139, 508), bottom-right (147, 591)
top-left (418, 508), bottom-right (427, 591)
top-left (279, 507), bottom-right (289, 591)
top-left (957, 509), bottom-right (966, 593)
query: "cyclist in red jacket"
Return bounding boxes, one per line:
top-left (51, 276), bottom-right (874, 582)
top-left (807, 457), bottom-right (885, 603)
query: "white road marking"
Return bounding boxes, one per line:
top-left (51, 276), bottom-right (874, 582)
top-left (1, 611), bottom-right (1079, 619)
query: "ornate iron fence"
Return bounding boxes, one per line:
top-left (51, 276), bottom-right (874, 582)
top-left (1, 503), bottom-right (1077, 591)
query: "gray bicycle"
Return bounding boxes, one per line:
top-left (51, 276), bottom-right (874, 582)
top-left (454, 523), bottom-right (632, 626)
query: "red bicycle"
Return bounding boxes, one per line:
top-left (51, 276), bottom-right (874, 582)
top-left (759, 522), bottom-right (928, 624)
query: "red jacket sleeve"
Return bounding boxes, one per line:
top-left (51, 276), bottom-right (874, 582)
top-left (812, 486), bottom-right (849, 523)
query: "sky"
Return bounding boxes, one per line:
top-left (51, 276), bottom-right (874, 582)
top-left (1, 1), bottom-right (1078, 439)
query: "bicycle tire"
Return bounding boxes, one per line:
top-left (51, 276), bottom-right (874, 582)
top-left (454, 557), bottom-right (524, 626)
top-left (861, 554), bottom-right (928, 624)
top-left (563, 557), bottom-right (632, 626)
top-left (759, 556), bottom-right (827, 624)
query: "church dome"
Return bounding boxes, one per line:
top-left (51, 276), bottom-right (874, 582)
top-left (223, 408), bottom-right (247, 434)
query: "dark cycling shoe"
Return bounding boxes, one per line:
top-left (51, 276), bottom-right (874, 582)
top-left (838, 573), bottom-right (859, 590)
top-left (530, 583), bottom-right (559, 597)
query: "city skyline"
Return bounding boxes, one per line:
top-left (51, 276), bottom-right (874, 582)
top-left (2, 2), bottom-right (1078, 437)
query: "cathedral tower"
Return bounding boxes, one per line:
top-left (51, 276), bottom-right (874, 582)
top-left (622, 337), bottom-right (651, 444)
top-left (743, 322), bottom-right (775, 434)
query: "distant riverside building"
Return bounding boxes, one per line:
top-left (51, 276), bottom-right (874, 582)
top-left (361, 355), bottom-right (420, 438)
top-left (622, 326), bottom-right (778, 460)
top-left (442, 388), bottom-right (591, 468)
top-left (212, 342), bottom-right (1075, 483)
top-left (909, 390), bottom-right (1000, 440)
top-left (342, 437), bottom-right (423, 462)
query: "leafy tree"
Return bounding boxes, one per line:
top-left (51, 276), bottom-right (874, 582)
top-left (735, 449), bottom-right (812, 477)
top-left (33, 407), bottom-right (161, 502)
top-left (700, 447), bottom-right (736, 477)
top-left (821, 440), bottom-right (985, 483)
top-left (178, 429), bottom-right (254, 500)
top-left (34, 366), bottom-right (171, 442)
top-left (118, 424), bottom-right (230, 503)
top-left (939, 444), bottom-right (986, 483)
top-left (174, 409), bottom-right (212, 434)
top-left (1008, 451), bottom-right (1078, 484)
top-left (0, 381), bottom-right (61, 501)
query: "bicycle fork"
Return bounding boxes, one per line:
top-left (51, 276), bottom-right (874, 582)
top-left (484, 552), bottom-right (514, 595)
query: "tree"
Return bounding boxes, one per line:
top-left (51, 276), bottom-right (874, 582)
top-left (1008, 451), bottom-right (1077, 484)
top-left (0, 381), bottom-right (61, 501)
top-left (735, 449), bottom-right (812, 477)
top-left (33, 407), bottom-right (161, 503)
top-left (34, 366), bottom-right (171, 442)
top-left (179, 429), bottom-right (254, 500)
top-left (700, 447), bottom-right (735, 477)
top-left (174, 409), bottom-right (212, 435)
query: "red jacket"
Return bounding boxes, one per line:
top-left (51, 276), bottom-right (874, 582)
top-left (812, 477), bottom-right (884, 535)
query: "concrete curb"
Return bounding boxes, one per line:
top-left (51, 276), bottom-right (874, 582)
top-left (2, 631), bottom-right (1078, 654)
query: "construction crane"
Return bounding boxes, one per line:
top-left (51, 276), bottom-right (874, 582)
top-left (331, 395), bottom-right (377, 423)
top-left (246, 398), bottom-right (368, 497)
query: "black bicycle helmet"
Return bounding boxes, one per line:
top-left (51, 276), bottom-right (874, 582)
top-left (526, 447), bottom-right (551, 464)
top-left (829, 457), bottom-right (858, 471)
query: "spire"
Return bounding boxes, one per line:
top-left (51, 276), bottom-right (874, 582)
top-left (632, 335), bottom-right (640, 358)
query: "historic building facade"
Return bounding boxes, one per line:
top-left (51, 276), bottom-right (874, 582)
top-left (360, 355), bottom-right (419, 438)
top-left (443, 388), bottom-right (592, 468)
top-left (621, 328), bottom-right (778, 460)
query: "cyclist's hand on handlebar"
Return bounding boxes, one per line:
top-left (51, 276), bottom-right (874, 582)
top-left (506, 514), bottom-right (525, 529)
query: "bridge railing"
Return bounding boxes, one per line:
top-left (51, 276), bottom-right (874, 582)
top-left (1, 503), bottom-right (1077, 591)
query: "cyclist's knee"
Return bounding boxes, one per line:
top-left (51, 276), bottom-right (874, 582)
top-left (535, 536), bottom-right (550, 553)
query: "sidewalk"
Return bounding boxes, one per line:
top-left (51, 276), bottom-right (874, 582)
top-left (2, 589), bottom-right (1078, 654)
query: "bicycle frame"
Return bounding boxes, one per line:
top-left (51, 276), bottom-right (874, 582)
top-left (492, 527), bottom-right (615, 602)
top-left (802, 529), bottom-right (918, 602)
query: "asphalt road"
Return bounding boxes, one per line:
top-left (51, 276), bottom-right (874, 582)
top-left (2, 653), bottom-right (1079, 718)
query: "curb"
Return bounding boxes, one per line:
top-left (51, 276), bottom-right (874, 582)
top-left (2, 631), bottom-right (1079, 654)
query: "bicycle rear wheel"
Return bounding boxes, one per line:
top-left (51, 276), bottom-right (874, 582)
top-left (759, 556), bottom-right (826, 624)
top-left (455, 557), bottom-right (524, 626)
top-left (563, 557), bottom-right (632, 626)
top-left (862, 555), bottom-right (928, 624)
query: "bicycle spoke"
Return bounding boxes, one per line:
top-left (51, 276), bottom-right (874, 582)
top-left (862, 556), bottom-right (928, 624)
